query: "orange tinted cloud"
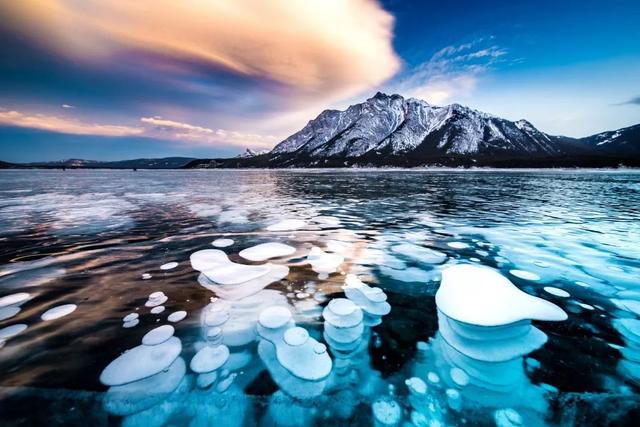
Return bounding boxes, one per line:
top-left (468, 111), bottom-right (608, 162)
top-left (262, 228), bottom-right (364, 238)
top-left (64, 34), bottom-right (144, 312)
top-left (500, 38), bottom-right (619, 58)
top-left (3, 0), bottom-right (400, 102)
top-left (0, 109), bottom-right (143, 136)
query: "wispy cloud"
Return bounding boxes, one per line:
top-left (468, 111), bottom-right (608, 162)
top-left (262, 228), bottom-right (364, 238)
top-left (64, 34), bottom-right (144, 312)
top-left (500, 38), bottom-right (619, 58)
top-left (141, 116), bottom-right (277, 149)
top-left (61, 104), bottom-right (75, 109)
top-left (391, 38), bottom-right (507, 104)
top-left (0, 109), bottom-right (143, 136)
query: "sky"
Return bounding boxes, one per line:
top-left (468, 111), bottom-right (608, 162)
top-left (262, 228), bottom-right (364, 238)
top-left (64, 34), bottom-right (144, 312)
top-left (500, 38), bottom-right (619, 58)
top-left (1, 0), bottom-right (639, 162)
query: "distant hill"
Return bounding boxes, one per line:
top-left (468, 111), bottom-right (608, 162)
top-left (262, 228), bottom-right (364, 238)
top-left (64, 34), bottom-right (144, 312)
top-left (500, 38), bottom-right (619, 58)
top-left (186, 92), bottom-right (640, 168)
top-left (4, 157), bottom-right (197, 169)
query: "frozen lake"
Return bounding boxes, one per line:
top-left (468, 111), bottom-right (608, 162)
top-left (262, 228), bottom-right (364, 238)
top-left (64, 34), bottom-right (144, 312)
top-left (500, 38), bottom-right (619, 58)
top-left (0, 169), bottom-right (639, 426)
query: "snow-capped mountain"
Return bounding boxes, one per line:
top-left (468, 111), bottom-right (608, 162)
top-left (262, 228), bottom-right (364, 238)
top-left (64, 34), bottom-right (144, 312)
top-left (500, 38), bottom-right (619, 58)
top-left (236, 148), bottom-right (269, 158)
top-left (269, 92), bottom-right (566, 165)
top-left (185, 92), bottom-right (639, 168)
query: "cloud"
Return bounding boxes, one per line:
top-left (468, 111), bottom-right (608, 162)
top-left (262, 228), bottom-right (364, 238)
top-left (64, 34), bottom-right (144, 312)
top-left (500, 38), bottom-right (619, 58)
top-left (0, 109), bottom-right (143, 136)
top-left (2, 0), bottom-right (400, 104)
top-left (615, 96), bottom-right (640, 106)
top-left (61, 104), bottom-right (75, 109)
top-left (390, 39), bottom-right (507, 104)
top-left (141, 116), bottom-right (277, 149)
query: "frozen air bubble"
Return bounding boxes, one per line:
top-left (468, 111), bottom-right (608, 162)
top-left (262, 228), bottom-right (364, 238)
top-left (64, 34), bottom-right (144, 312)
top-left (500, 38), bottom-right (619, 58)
top-left (450, 367), bottom-right (469, 386)
top-left (150, 306), bottom-right (165, 314)
top-left (239, 242), bottom-right (296, 262)
top-left (190, 345), bottom-right (230, 373)
top-left (123, 319), bottom-right (139, 328)
top-left (0, 292), bottom-right (31, 308)
top-left (447, 242), bottom-right (469, 249)
top-left (266, 219), bottom-right (306, 231)
top-left (123, 313), bottom-right (139, 322)
top-left (41, 304), bottom-right (77, 321)
top-left (160, 262), bottom-right (178, 270)
top-left (544, 287), bottom-right (570, 298)
top-left (142, 325), bottom-right (174, 346)
top-left (0, 324), bottom-right (28, 339)
top-left (212, 238), bottom-right (234, 248)
top-left (510, 270), bottom-right (541, 281)
top-left (168, 311), bottom-right (187, 323)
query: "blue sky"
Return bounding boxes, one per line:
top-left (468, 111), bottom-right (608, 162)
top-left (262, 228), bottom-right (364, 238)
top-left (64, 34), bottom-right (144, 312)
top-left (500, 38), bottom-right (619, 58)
top-left (1, 0), bottom-right (639, 162)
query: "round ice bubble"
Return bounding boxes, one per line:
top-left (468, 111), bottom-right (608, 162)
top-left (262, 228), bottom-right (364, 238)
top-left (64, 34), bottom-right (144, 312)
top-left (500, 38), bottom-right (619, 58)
top-left (239, 242), bottom-right (296, 262)
top-left (436, 264), bottom-right (567, 326)
top-left (168, 310), bottom-right (187, 323)
top-left (259, 306), bottom-right (292, 329)
top-left (100, 337), bottom-right (182, 386)
top-left (142, 325), bottom-right (174, 346)
top-left (544, 287), bottom-right (570, 298)
top-left (212, 238), bottom-right (234, 248)
top-left (41, 304), bottom-right (77, 321)
top-left (160, 262), bottom-right (178, 270)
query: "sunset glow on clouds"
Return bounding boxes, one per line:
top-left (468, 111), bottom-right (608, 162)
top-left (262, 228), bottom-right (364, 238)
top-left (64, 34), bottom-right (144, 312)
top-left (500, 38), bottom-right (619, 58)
top-left (1, 0), bottom-right (639, 161)
top-left (3, 0), bottom-right (399, 103)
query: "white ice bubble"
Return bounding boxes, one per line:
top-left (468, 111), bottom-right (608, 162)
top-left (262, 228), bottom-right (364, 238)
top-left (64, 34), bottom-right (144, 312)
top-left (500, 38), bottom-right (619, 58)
top-left (307, 246), bottom-right (344, 275)
top-left (0, 292), bottom-right (32, 308)
top-left (100, 336), bottom-right (182, 386)
top-left (322, 298), bottom-right (363, 328)
top-left (149, 291), bottom-right (165, 300)
top-left (0, 306), bottom-right (20, 321)
top-left (510, 269), bottom-right (541, 281)
top-left (160, 262), bottom-right (178, 271)
top-left (123, 313), bottom-right (139, 322)
top-left (239, 242), bottom-right (296, 262)
top-left (168, 311), bottom-right (187, 323)
top-left (123, 319), bottom-right (139, 328)
top-left (190, 345), bottom-right (230, 373)
top-left (577, 302), bottom-right (594, 310)
top-left (41, 304), bottom-right (77, 321)
top-left (145, 294), bottom-right (168, 307)
top-left (405, 377), bottom-right (427, 394)
top-left (343, 274), bottom-right (391, 316)
top-left (0, 323), bottom-right (27, 339)
top-left (447, 242), bottom-right (469, 249)
top-left (372, 399), bottom-right (402, 426)
top-left (142, 325), bottom-right (174, 346)
top-left (450, 367), bottom-right (470, 386)
top-left (283, 327), bottom-right (309, 346)
top-left (204, 262), bottom-right (272, 285)
top-left (427, 371), bottom-right (440, 383)
top-left (259, 306), bottom-right (292, 329)
top-left (543, 287), bottom-right (570, 298)
top-left (212, 238), bottom-right (234, 248)
top-left (150, 306), bottom-right (165, 314)
top-left (141, 273), bottom-right (152, 280)
top-left (266, 219), bottom-right (306, 232)
top-left (494, 408), bottom-right (523, 427)
top-left (436, 265), bottom-right (567, 326)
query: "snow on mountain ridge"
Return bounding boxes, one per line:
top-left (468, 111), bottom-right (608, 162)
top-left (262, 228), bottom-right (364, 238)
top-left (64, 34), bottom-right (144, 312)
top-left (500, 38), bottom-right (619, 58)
top-left (271, 92), bottom-right (562, 159)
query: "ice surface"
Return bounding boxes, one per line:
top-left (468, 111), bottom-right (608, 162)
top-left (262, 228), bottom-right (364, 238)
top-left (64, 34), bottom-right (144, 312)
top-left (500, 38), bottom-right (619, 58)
top-left (41, 304), bottom-right (77, 321)
top-left (100, 336), bottom-right (182, 386)
top-left (307, 246), bottom-right (344, 275)
top-left (167, 311), bottom-right (187, 323)
top-left (142, 325), bottom-right (174, 346)
top-left (544, 287), bottom-right (570, 298)
top-left (266, 219), bottom-right (306, 231)
top-left (436, 264), bottom-right (567, 326)
top-left (239, 242), bottom-right (296, 261)
top-left (160, 262), bottom-right (178, 270)
top-left (391, 243), bottom-right (447, 264)
top-left (211, 238), bottom-right (234, 248)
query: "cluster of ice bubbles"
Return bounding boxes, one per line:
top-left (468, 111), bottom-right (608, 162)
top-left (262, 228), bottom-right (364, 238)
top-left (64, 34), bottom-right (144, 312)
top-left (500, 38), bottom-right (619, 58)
top-left (394, 264), bottom-right (568, 427)
top-left (97, 217), bottom-right (397, 425)
top-left (0, 291), bottom-right (77, 348)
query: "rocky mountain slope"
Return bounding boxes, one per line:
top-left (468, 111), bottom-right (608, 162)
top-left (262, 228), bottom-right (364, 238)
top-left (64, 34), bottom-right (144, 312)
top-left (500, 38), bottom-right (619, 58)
top-left (187, 92), bottom-right (640, 168)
